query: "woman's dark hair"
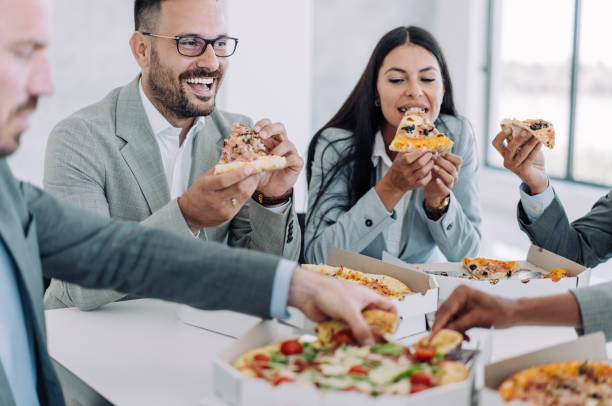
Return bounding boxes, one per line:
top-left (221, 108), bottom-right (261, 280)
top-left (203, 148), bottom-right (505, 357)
top-left (305, 26), bottom-right (457, 245)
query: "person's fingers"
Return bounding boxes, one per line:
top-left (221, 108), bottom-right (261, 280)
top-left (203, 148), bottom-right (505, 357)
top-left (513, 137), bottom-right (540, 168)
top-left (269, 140), bottom-right (296, 157)
top-left (431, 286), bottom-right (469, 335)
top-left (364, 295), bottom-right (398, 315)
top-left (416, 172), bottom-right (433, 187)
top-left (258, 122), bottom-right (287, 140)
top-left (522, 142), bottom-right (542, 167)
top-left (411, 159), bottom-right (435, 179)
top-left (433, 165), bottom-right (455, 187)
top-left (204, 166), bottom-right (255, 190)
top-left (506, 130), bottom-right (532, 161)
top-left (444, 310), bottom-right (488, 334)
top-left (217, 174), bottom-right (260, 202)
top-left (399, 148), bottom-right (428, 165)
top-left (344, 307), bottom-right (375, 345)
top-left (492, 128), bottom-right (512, 155)
top-left (436, 155), bottom-right (460, 177)
top-left (439, 152), bottom-right (462, 169)
top-left (252, 118), bottom-right (272, 133)
top-left (433, 177), bottom-right (452, 194)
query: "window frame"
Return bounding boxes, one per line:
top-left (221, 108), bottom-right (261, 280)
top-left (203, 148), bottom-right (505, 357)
top-left (484, 0), bottom-right (610, 189)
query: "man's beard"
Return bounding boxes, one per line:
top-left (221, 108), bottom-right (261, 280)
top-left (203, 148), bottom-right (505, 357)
top-left (0, 97), bottom-right (38, 157)
top-left (147, 47), bottom-right (221, 119)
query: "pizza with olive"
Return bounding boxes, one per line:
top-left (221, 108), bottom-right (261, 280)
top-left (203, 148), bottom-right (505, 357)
top-left (389, 111), bottom-right (454, 153)
top-left (500, 118), bottom-right (555, 149)
top-left (232, 312), bottom-right (469, 396)
top-left (462, 257), bottom-right (520, 280)
top-left (498, 361), bottom-right (612, 405)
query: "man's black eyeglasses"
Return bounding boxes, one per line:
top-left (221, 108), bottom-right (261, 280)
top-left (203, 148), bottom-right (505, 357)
top-left (141, 32), bottom-right (238, 57)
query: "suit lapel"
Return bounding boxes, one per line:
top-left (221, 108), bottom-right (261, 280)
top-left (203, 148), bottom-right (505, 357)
top-left (189, 110), bottom-right (228, 183)
top-left (116, 77), bottom-right (170, 213)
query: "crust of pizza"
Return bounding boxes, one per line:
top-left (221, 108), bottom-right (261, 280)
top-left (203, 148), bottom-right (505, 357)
top-left (314, 309), bottom-right (399, 347)
top-left (301, 264), bottom-right (411, 300)
top-left (498, 361), bottom-right (612, 403)
top-left (439, 361), bottom-right (470, 385)
top-left (500, 118), bottom-right (555, 149)
top-left (232, 343), bottom-right (281, 376)
top-left (415, 329), bottom-right (463, 355)
top-left (463, 257), bottom-right (520, 280)
top-left (389, 112), bottom-right (454, 153)
top-left (214, 155), bottom-right (287, 175)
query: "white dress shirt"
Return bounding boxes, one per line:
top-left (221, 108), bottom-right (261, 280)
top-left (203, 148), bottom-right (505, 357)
top-left (519, 182), bottom-right (555, 222)
top-left (371, 131), bottom-right (412, 257)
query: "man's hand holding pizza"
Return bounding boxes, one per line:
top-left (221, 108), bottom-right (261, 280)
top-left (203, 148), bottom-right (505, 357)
top-left (253, 118), bottom-right (304, 205)
top-left (288, 267), bottom-right (397, 345)
top-left (492, 127), bottom-right (548, 195)
top-left (178, 167), bottom-right (261, 233)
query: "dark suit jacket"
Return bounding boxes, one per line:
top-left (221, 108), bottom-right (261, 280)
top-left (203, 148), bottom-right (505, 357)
top-left (0, 160), bottom-right (281, 405)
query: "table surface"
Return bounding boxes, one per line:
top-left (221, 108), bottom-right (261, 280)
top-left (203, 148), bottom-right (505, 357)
top-left (46, 299), bottom-right (612, 406)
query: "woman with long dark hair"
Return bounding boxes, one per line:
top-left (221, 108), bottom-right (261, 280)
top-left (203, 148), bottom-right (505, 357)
top-left (304, 26), bottom-right (481, 264)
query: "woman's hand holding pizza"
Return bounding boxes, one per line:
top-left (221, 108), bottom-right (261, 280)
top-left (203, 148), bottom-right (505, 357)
top-left (375, 148), bottom-right (434, 211)
top-left (423, 152), bottom-right (461, 208)
top-left (492, 127), bottom-right (548, 195)
top-left (253, 118), bottom-right (304, 203)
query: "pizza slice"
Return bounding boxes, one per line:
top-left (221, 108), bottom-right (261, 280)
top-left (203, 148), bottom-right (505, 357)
top-left (462, 257), bottom-right (520, 280)
top-left (543, 267), bottom-right (570, 282)
top-left (415, 329), bottom-right (464, 355)
top-left (389, 110), bottom-right (454, 153)
top-left (301, 264), bottom-right (411, 301)
top-left (500, 118), bottom-right (555, 149)
top-left (314, 309), bottom-right (399, 348)
top-left (214, 123), bottom-right (287, 175)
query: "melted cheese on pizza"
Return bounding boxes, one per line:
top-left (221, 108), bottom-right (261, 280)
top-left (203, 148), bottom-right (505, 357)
top-left (219, 123), bottom-right (268, 163)
top-left (389, 112), bottom-right (454, 152)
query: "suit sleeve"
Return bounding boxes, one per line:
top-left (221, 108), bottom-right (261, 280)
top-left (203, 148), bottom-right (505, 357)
top-left (43, 119), bottom-right (190, 310)
top-left (229, 199), bottom-right (301, 260)
top-left (304, 130), bottom-right (396, 264)
top-left (518, 190), bottom-right (612, 267)
top-left (572, 282), bottom-right (612, 340)
top-left (24, 182), bottom-right (281, 318)
top-left (420, 117), bottom-right (482, 261)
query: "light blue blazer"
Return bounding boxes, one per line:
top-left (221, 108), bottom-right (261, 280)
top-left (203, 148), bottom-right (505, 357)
top-left (304, 114), bottom-right (481, 264)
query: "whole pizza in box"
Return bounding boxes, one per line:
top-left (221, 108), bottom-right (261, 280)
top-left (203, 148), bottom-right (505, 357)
top-left (232, 310), bottom-right (471, 397)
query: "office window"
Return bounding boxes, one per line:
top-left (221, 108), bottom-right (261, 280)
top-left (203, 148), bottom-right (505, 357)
top-left (486, 0), bottom-right (611, 187)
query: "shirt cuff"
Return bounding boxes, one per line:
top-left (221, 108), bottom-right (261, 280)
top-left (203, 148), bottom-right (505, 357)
top-left (260, 197), bottom-right (291, 214)
top-left (519, 182), bottom-right (554, 222)
top-left (269, 258), bottom-right (297, 319)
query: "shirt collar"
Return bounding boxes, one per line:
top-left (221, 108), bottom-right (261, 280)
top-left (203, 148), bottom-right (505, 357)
top-left (371, 130), bottom-right (394, 168)
top-left (138, 78), bottom-right (205, 137)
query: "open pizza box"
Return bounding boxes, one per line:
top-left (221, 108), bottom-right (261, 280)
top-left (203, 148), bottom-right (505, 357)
top-left (382, 245), bottom-right (590, 302)
top-left (309, 247), bottom-right (439, 339)
top-left (213, 319), bottom-right (487, 406)
top-left (479, 332), bottom-right (607, 405)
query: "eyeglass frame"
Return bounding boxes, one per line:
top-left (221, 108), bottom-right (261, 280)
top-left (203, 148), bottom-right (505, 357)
top-left (140, 32), bottom-right (239, 57)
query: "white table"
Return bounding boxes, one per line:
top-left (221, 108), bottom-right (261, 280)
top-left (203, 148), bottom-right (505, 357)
top-left (46, 299), bottom-right (612, 406)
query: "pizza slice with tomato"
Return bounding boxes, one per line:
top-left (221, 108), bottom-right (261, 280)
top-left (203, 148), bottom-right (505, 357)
top-left (231, 311), bottom-right (469, 396)
top-left (500, 118), bottom-right (555, 149)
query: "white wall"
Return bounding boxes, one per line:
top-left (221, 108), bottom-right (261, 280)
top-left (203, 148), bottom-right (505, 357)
top-left (8, 0), bottom-right (138, 186)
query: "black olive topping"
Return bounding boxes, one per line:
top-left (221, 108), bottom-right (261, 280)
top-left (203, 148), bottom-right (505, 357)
top-left (402, 125), bottom-right (415, 133)
top-left (469, 264), bottom-right (477, 271)
top-left (482, 271), bottom-right (488, 277)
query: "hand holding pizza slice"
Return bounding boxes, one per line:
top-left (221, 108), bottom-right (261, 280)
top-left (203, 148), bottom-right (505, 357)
top-left (214, 123), bottom-right (288, 175)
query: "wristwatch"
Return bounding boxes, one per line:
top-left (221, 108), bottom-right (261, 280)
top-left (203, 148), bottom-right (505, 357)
top-left (423, 195), bottom-right (450, 220)
top-left (252, 188), bottom-right (293, 206)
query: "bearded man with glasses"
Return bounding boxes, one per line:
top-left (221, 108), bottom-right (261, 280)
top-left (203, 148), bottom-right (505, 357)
top-left (43, 0), bottom-right (303, 310)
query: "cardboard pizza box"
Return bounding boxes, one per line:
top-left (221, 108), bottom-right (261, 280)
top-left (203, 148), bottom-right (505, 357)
top-left (177, 306), bottom-right (305, 338)
top-left (479, 332), bottom-right (607, 405)
top-left (311, 247), bottom-right (439, 339)
top-left (382, 245), bottom-right (590, 302)
top-left (213, 319), bottom-right (483, 406)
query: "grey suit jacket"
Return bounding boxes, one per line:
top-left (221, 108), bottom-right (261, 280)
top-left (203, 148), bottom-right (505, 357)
top-left (0, 160), bottom-right (282, 405)
top-left (304, 114), bottom-right (481, 264)
top-left (518, 189), bottom-right (612, 338)
top-left (43, 77), bottom-right (299, 310)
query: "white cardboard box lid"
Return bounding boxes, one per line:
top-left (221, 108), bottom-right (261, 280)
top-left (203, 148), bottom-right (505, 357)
top-left (382, 245), bottom-right (590, 298)
top-left (214, 320), bottom-right (476, 406)
top-left (484, 331), bottom-right (607, 389)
